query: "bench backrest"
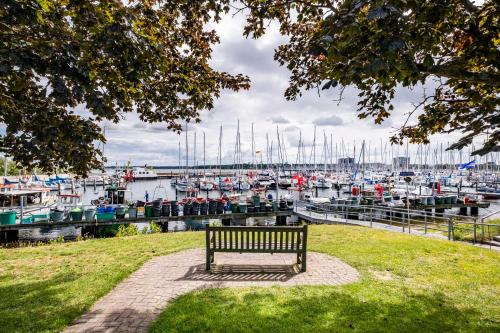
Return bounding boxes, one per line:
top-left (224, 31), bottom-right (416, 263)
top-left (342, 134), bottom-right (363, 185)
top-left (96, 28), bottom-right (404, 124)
top-left (206, 225), bottom-right (307, 253)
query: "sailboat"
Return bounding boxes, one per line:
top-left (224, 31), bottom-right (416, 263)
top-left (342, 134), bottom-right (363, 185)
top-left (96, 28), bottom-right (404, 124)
top-left (199, 178), bottom-right (214, 191)
top-left (219, 177), bottom-right (233, 191)
top-left (315, 177), bottom-right (333, 189)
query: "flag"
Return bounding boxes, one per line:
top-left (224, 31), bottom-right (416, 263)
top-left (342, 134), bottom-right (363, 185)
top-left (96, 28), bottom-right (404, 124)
top-left (459, 160), bottom-right (476, 170)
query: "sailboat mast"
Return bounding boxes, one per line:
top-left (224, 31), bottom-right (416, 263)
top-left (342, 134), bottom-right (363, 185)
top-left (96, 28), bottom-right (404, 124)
top-left (194, 131), bottom-right (197, 176)
top-left (362, 140), bottom-right (365, 187)
top-left (251, 123), bottom-right (255, 168)
top-left (323, 130), bottom-right (327, 173)
top-left (313, 125), bottom-right (316, 171)
top-left (266, 133), bottom-right (269, 168)
top-left (218, 125), bottom-right (222, 177)
top-left (185, 121), bottom-right (188, 176)
top-left (330, 133), bottom-right (333, 172)
top-left (203, 132), bottom-right (206, 176)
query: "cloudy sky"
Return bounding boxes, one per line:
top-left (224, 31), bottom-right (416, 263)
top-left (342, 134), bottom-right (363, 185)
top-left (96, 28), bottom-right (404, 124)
top-left (102, 9), bottom-right (464, 167)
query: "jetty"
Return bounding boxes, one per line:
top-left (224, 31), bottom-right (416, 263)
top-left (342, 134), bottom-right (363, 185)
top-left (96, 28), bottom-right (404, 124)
top-left (1, 197), bottom-right (497, 246)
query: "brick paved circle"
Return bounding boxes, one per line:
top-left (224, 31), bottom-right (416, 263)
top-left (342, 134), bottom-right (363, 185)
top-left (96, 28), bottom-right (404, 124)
top-left (64, 249), bottom-right (359, 333)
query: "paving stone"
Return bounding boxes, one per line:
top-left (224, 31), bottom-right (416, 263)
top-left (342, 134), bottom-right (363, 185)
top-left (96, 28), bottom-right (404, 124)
top-left (64, 249), bottom-right (359, 333)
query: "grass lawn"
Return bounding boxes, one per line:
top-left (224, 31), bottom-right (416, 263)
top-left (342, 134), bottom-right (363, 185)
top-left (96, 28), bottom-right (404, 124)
top-left (150, 225), bottom-right (500, 333)
top-left (0, 232), bottom-right (203, 333)
top-left (0, 226), bottom-right (498, 333)
top-left (453, 218), bottom-right (500, 243)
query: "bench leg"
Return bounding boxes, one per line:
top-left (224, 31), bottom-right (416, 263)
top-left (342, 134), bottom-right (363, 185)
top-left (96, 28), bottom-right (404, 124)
top-left (206, 251), bottom-right (212, 271)
top-left (301, 252), bottom-right (307, 272)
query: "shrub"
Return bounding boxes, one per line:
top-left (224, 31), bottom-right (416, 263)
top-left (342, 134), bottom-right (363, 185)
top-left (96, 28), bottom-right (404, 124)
top-left (116, 224), bottom-right (139, 237)
top-left (149, 222), bottom-right (162, 234)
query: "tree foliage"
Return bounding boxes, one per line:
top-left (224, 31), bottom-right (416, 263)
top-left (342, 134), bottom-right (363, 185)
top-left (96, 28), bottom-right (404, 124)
top-left (0, 0), bottom-right (249, 175)
top-left (239, 0), bottom-right (499, 155)
top-left (2, 1), bottom-right (498, 176)
top-left (0, 157), bottom-right (20, 176)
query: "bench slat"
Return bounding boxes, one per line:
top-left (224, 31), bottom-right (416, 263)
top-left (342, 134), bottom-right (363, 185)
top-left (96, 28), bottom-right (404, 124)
top-left (207, 226), bottom-right (306, 253)
top-left (206, 225), bottom-right (308, 272)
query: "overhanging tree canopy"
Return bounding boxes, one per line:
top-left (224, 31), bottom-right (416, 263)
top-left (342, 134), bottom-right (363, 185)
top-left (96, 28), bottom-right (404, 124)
top-left (1, 0), bottom-right (498, 176)
top-left (1, 0), bottom-right (249, 175)
top-left (239, 0), bottom-right (499, 155)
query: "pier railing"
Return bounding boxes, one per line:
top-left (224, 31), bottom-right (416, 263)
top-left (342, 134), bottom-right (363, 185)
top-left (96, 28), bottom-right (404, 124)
top-left (294, 201), bottom-right (500, 247)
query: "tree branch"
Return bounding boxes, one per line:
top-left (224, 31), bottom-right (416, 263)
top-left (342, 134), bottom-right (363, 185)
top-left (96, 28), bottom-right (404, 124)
top-left (417, 64), bottom-right (500, 87)
top-left (461, 0), bottom-right (479, 13)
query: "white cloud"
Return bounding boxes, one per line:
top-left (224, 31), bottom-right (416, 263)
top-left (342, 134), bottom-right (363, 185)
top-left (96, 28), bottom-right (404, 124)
top-left (99, 8), bottom-right (465, 166)
top-left (269, 116), bottom-right (290, 124)
top-left (312, 116), bottom-right (344, 127)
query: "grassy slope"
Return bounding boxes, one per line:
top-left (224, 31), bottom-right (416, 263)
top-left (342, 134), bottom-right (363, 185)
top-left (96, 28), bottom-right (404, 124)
top-left (0, 232), bottom-right (203, 333)
top-left (150, 225), bottom-right (500, 333)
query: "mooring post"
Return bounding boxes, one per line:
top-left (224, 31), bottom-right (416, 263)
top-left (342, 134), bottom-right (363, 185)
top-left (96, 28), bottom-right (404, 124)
top-left (402, 210), bottom-right (405, 233)
top-left (20, 195), bottom-right (24, 222)
top-left (448, 217), bottom-right (453, 241)
top-left (481, 218), bottom-right (485, 242)
top-left (370, 207), bottom-right (373, 228)
top-left (473, 218), bottom-right (477, 244)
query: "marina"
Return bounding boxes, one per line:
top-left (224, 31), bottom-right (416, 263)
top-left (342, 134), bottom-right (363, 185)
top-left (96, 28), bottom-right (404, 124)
top-left (0, 168), bottom-right (498, 245)
top-left (1, 1), bottom-right (499, 332)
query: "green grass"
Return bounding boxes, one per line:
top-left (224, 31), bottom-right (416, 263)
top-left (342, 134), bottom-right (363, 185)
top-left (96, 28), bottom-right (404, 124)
top-left (150, 225), bottom-right (500, 333)
top-left (453, 218), bottom-right (500, 242)
top-left (0, 232), bottom-right (203, 333)
top-left (0, 226), bottom-right (499, 333)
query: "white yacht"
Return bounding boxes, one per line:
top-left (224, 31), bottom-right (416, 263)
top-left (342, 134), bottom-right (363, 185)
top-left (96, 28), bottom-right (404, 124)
top-left (199, 179), bottom-right (214, 191)
top-left (132, 167), bottom-right (158, 180)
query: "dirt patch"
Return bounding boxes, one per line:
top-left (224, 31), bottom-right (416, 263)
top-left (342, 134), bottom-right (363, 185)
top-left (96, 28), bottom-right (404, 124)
top-left (369, 269), bottom-right (394, 281)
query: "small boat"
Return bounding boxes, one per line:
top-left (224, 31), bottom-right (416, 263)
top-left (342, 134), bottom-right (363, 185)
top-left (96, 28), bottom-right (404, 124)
top-left (219, 177), bottom-right (233, 191)
top-left (199, 179), bottom-right (214, 191)
top-left (236, 180), bottom-right (251, 191)
top-left (477, 187), bottom-right (500, 200)
top-left (278, 178), bottom-right (292, 189)
top-left (315, 178), bottom-right (333, 189)
top-left (176, 183), bottom-right (196, 192)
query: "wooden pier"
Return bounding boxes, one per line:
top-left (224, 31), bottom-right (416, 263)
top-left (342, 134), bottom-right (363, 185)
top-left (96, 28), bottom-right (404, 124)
top-left (0, 210), bottom-right (293, 234)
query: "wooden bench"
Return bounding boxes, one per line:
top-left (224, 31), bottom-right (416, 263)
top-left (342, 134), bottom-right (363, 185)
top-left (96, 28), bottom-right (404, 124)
top-left (206, 225), bottom-right (308, 272)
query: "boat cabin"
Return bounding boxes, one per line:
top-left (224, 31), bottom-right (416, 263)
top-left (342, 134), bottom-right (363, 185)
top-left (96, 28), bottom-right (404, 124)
top-left (104, 186), bottom-right (132, 204)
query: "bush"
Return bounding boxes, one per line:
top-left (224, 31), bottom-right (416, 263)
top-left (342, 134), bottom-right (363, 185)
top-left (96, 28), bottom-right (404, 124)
top-left (116, 224), bottom-right (139, 237)
top-left (149, 222), bottom-right (162, 234)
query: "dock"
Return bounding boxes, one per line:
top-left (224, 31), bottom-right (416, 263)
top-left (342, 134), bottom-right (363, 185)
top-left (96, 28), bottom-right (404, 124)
top-left (0, 210), bottom-right (293, 242)
top-left (294, 202), bottom-right (500, 245)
